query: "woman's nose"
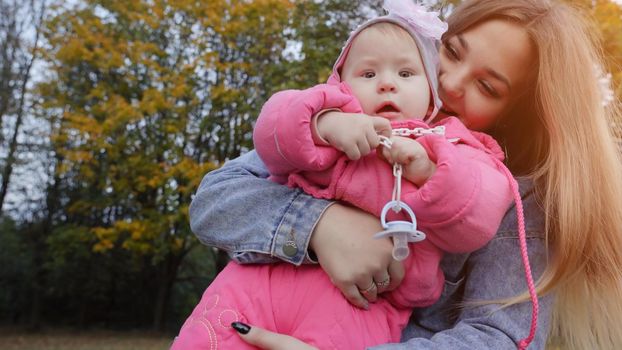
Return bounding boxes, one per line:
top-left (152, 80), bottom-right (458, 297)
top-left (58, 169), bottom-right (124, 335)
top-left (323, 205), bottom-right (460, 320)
top-left (441, 71), bottom-right (465, 99)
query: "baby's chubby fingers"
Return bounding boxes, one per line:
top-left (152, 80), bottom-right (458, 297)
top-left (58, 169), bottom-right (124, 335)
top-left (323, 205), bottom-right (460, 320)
top-left (371, 116), bottom-right (392, 138)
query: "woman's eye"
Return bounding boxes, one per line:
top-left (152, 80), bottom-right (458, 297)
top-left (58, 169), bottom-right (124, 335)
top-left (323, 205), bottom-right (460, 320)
top-left (478, 80), bottom-right (500, 98)
top-left (399, 71), bottom-right (413, 78)
top-left (363, 71), bottom-right (375, 78)
top-left (443, 42), bottom-right (460, 60)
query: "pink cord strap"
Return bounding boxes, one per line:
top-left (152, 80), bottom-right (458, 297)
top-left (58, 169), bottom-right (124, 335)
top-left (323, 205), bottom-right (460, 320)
top-left (494, 159), bottom-right (539, 350)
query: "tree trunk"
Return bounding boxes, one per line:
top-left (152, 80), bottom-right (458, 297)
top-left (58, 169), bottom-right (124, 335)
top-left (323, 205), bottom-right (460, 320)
top-left (27, 228), bottom-right (44, 330)
top-left (0, 0), bottom-right (44, 214)
top-left (0, 1), bottom-right (20, 142)
top-left (0, 104), bottom-right (23, 212)
top-left (152, 251), bottom-right (183, 332)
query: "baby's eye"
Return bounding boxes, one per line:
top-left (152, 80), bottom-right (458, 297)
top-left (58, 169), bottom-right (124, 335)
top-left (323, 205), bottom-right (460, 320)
top-left (399, 71), bottom-right (414, 78)
top-left (362, 71), bottom-right (375, 78)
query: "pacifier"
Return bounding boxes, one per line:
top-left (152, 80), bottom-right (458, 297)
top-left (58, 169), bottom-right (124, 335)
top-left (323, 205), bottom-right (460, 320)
top-left (374, 200), bottom-right (426, 261)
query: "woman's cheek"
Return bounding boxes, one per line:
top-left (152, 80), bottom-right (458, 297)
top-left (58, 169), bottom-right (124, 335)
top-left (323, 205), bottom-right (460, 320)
top-left (462, 96), bottom-right (502, 131)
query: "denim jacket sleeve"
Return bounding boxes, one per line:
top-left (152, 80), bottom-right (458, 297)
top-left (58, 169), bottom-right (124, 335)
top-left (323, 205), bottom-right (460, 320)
top-left (189, 150), bottom-right (332, 265)
top-left (369, 178), bottom-right (553, 349)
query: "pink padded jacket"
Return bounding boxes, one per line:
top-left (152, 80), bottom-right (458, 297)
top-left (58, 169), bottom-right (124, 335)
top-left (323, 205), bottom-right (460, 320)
top-left (253, 80), bottom-right (513, 308)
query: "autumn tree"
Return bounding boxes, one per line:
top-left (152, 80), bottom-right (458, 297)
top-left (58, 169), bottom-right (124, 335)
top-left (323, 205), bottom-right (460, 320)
top-left (38, 0), bottom-right (295, 330)
top-left (33, 0), bottom-right (407, 330)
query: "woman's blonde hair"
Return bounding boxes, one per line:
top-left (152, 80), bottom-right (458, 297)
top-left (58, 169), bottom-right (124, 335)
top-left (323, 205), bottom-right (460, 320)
top-left (446, 0), bottom-right (622, 349)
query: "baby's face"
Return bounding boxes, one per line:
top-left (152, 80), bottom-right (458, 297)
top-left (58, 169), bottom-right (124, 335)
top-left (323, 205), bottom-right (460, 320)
top-left (341, 26), bottom-right (430, 121)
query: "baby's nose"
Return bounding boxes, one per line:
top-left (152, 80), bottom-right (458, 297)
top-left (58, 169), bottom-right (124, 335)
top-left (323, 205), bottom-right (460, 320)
top-left (378, 79), bottom-right (397, 93)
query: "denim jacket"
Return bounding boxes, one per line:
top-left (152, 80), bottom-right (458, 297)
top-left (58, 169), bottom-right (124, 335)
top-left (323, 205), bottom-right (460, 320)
top-left (190, 151), bottom-right (553, 349)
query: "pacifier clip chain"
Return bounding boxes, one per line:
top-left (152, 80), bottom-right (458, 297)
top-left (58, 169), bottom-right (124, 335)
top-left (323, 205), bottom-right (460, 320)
top-left (391, 161), bottom-right (403, 212)
top-left (375, 133), bottom-right (426, 261)
top-left (378, 136), bottom-right (407, 212)
top-left (392, 125), bottom-right (446, 138)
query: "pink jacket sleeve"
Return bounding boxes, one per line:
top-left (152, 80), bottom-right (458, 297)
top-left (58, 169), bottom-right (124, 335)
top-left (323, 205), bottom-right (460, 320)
top-left (253, 84), bottom-right (358, 183)
top-left (407, 131), bottom-right (513, 254)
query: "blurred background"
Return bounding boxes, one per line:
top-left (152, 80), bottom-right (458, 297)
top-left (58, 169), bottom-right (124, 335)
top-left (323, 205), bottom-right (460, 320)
top-left (0, 0), bottom-right (620, 348)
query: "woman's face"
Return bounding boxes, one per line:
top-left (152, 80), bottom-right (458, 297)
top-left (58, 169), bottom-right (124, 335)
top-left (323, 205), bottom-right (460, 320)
top-left (438, 19), bottom-right (535, 131)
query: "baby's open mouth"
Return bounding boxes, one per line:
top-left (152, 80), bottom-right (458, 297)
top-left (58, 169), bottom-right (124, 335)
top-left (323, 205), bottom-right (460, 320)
top-left (375, 102), bottom-right (399, 114)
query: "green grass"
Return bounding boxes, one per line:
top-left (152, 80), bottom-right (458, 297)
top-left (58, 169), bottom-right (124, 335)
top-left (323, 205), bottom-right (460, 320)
top-left (0, 329), bottom-right (173, 350)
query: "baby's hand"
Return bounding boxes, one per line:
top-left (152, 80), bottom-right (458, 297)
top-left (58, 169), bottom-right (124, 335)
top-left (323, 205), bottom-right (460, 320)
top-left (381, 136), bottom-right (436, 186)
top-left (317, 111), bottom-right (391, 160)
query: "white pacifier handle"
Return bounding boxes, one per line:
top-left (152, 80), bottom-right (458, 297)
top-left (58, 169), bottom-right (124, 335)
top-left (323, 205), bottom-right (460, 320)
top-left (375, 200), bottom-right (426, 261)
top-left (380, 200), bottom-right (416, 228)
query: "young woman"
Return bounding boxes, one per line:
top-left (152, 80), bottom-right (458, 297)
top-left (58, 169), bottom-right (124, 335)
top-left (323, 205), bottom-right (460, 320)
top-left (189, 0), bottom-right (622, 348)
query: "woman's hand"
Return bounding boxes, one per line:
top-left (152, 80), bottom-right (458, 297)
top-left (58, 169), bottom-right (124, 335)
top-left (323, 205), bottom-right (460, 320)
top-left (232, 322), bottom-right (318, 350)
top-left (310, 203), bottom-right (405, 309)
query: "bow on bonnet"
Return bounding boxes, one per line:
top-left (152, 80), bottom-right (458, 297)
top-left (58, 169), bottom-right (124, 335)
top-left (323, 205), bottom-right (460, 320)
top-left (383, 0), bottom-right (447, 40)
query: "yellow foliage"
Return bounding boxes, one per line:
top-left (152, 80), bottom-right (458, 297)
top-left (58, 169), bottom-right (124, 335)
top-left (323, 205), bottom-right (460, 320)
top-left (164, 123), bottom-right (179, 133)
top-left (65, 111), bottom-right (102, 139)
top-left (39, 0), bottom-right (298, 262)
top-left (114, 220), bottom-right (149, 241)
top-left (93, 240), bottom-right (114, 253)
top-left (101, 95), bottom-right (143, 133)
top-left (92, 227), bottom-right (119, 253)
top-left (56, 38), bottom-right (92, 63)
top-left (140, 88), bottom-right (171, 114)
top-left (147, 175), bottom-right (163, 189)
top-left (66, 150), bottom-right (94, 163)
top-left (91, 219), bottom-right (162, 255)
top-left (171, 82), bottom-right (188, 99)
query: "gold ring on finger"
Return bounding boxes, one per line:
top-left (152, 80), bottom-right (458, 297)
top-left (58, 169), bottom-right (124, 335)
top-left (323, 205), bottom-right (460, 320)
top-left (375, 277), bottom-right (391, 288)
top-left (359, 282), bottom-right (376, 295)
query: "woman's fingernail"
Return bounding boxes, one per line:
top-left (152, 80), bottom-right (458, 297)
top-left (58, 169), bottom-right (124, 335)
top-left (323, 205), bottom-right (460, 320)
top-left (231, 321), bottom-right (251, 334)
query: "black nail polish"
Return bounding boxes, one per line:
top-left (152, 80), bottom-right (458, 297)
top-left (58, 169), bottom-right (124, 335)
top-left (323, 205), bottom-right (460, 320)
top-left (231, 321), bottom-right (251, 334)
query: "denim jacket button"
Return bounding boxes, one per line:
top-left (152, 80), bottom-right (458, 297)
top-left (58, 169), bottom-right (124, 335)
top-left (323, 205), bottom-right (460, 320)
top-left (283, 242), bottom-right (298, 257)
top-left (282, 228), bottom-right (298, 257)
